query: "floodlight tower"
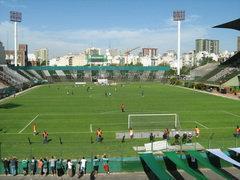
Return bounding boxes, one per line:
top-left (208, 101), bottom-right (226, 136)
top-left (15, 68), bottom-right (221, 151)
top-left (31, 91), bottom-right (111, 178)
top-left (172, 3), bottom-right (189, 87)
top-left (10, 11), bottom-right (22, 66)
top-left (173, 11), bottom-right (185, 76)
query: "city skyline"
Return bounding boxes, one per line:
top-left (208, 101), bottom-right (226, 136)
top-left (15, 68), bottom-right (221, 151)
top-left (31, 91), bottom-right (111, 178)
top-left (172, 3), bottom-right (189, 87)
top-left (0, 0), bottom-right (239, 58)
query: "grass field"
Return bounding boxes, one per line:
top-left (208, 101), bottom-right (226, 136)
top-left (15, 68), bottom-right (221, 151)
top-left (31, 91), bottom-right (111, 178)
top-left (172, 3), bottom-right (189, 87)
top-left (0, 82), bottom-right (240, 159)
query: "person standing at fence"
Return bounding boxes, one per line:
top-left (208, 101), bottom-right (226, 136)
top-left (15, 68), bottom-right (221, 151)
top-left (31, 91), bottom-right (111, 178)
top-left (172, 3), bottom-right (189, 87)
top-left (3, 158), bottom-right (10, 176)
top-left (102, 154), bottom-right (110, 175)
top-left (56, 159), bottom-right (64, 177)
top-left (80, 157), bottom-right (87, 174)
top-left (30, 157), bottom-right (37, 175)
top-left (93, 156), bottom-right (100, 174)
top-left (67, 159), bottom-right (73, 177)
top-left (22, 158), bottom-right (29, 175)
top-left (42, 158), bottom-right (48, 176)
top-left (9, 157), bottom-right (17, 176)
top-left (49, 156), bottom-right (56, 176)
top-left (37, 158), bottom-right (43, 175)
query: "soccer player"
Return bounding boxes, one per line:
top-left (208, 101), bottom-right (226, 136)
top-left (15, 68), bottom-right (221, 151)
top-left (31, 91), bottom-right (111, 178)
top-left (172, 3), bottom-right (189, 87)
top-left (120, 103), bottom-right (125, 112)
top-left (194, 126), bottom-right (200, 138)
top-left (42, 130), bottom-right (48, 144)
top-left (141, 90), bottom-right (144, 97)
top-left (33, 123), bottom-right (37, 136)
top-left (234, 125), bottom-right (240, 137)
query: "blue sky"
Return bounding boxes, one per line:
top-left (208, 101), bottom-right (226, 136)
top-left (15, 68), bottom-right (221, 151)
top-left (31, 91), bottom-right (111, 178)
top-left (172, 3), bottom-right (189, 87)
top-left (0, 0), bottom-right (239, 58)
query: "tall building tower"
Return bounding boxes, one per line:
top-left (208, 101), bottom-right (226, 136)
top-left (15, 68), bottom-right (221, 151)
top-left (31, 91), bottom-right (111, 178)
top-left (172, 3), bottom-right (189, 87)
top-left (35, 48), bottom-right (49, 65)
top-left (0, 41), bottom-right (6, 64)
top-left (142, 48), bottom-right (157, 57)
top-left (195, 39), bottom-right (219, 54)
top-left (237, 36), bottom-right (240, 52)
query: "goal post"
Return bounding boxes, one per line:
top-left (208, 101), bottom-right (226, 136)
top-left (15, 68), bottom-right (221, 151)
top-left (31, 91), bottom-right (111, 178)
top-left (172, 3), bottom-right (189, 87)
top-left (128, 113), bottom-right (180, 131)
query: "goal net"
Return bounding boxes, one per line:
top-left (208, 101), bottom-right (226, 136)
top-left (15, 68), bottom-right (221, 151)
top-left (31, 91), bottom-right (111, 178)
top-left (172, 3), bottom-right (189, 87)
top-left (128, 113), bottom-right (180, 131)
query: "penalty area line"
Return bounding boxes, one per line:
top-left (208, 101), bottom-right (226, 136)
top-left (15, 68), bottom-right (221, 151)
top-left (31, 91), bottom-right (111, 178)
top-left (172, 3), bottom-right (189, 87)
top-left (18, 114), bottom-right (39, 134)
top-left (222, 111), bottom-right (240, 118)
top-left (195, 121), bottom-right (209, 129)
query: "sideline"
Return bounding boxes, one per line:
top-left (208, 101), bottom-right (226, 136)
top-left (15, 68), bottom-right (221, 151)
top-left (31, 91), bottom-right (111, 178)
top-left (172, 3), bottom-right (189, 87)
top-left (18, 114), bottom-right (39, 134)
top-left (168, 84), bottom-right (240, 101)
top-left (0, 85), bottom-right (42, 103)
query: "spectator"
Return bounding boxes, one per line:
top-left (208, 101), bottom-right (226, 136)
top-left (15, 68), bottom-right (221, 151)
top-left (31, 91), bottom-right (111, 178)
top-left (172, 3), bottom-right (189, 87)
top-left (80, 157), bottom-right (87, 175)
top-left (182, 132), bottom-right (187, 144)
top-left (9, 157), bottom-right (17, 176)
top-left (187, 132), bottom-right (193, 143)
top-left (67, 159), bottom-right (73, 177)
top-left (93, 156), bottom-right (100, 174)
top-left (102, 154), bottom-right (110, 175)
top-left (172, 132), bottom-right (180, 145)
top-left (30, 157), bottom-right (37, 175)
top-left (42, 158), bottom-right (48, 176)
top-left (56, 159), bottom-right (64, 177)
top-left (37, 159), bottom-right (43, 175)
top-left (3, 158), bottom-right (10, 176)
top-left (90, 170), bottom-right (97, 180)
top-left (49, 156), bottom-right (56, 176)
top-left (21, 158), bottom-right (29, 176)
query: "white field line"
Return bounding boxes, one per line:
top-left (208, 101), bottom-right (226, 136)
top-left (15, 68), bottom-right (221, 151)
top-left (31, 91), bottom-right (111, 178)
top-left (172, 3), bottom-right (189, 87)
top-left (195, 121), bottom-right (209, 129)
top-left (222, 111), bottom-right (240, 118)
top-left (18, 114), bottom-right (39, 134)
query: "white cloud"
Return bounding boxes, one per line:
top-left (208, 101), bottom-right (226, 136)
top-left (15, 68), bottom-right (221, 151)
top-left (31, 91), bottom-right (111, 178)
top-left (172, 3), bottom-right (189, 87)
top-left (0, 21), bottom-right (208, 58)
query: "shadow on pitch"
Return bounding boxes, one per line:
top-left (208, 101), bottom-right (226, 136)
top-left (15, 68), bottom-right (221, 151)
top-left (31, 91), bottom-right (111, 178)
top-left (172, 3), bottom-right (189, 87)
top-left (0, 103), bottom-right (21, 109)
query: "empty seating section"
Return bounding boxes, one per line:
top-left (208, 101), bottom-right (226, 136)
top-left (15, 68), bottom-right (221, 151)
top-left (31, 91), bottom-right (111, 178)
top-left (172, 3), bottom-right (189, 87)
top-left (2, 66), bottom-right (29, 84)
top-left (164, 152), bottom-right (207, 179)
top-left (190, 63), bottom-right (219, 80)
top-left (18, 69), bottom-right (36, 80)
top-left (139, 149), bottom-right (240, 180)
top-left (28, 70), bottom-right (43, 79)
top-left (187, 150), bottom-right (231, 179)
top-left (207, 67), bottom-right (239, 82)
top-left (139, 153), bottom-right (173, 180)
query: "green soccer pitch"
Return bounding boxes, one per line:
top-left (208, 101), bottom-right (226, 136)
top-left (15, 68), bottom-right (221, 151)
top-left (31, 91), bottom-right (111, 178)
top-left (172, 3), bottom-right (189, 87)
top-left (0, 82), bottom-right (240, 159)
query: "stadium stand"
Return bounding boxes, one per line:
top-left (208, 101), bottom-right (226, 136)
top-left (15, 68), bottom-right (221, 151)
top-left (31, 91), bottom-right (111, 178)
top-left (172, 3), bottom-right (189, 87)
top-left (164, 151), bottom-right (207, 179)
top-left (28, 69), bottom-right (44, 80)
top-left (187, 150), bottom-right (232, 179)
top-left (190, 63), bottom-right (219, 80)
top-left (139, 152), bottom-right (174, 180)
top-left (207, 149), bottom-right (240, 168)
top-left (55, 70), bottom-right (67, 81)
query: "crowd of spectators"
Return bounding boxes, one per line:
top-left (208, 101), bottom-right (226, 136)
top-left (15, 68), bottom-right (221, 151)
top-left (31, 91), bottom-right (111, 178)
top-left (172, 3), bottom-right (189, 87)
top-left (2, 155), bottom-right (110, 178)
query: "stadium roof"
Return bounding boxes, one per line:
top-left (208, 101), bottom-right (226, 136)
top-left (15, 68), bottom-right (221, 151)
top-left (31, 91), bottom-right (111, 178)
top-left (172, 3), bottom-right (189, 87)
top-left (213, 18), bottom-right (240, 31)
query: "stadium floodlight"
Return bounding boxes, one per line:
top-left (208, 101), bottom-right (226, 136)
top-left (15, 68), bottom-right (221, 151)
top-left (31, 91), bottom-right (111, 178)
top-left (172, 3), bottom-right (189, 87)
top-left (173, 11), bottom-right (185, 76)
top-left (10, 11), bottom-right (22, 66)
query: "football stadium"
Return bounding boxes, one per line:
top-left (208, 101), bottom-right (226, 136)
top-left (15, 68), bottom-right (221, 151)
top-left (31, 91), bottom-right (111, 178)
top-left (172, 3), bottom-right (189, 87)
top-left (0, 1), bottom-right (240, 180)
